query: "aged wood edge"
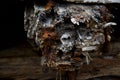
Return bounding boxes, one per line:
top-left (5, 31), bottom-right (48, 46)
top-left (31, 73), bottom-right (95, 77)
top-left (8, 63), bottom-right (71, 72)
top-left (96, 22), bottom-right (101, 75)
top-left (63, 0), bottom-right (120, 3)
top-left (0, 56), bottom-right (120, 80)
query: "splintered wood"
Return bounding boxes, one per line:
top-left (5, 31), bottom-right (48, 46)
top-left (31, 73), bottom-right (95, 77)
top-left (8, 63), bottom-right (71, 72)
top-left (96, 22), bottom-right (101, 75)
top-left (24, 1), bottom-right (117, 72)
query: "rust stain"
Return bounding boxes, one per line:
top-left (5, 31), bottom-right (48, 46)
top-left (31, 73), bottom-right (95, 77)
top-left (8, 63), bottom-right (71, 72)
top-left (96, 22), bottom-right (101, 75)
top-left (45, 0), bottom-right (54, 11)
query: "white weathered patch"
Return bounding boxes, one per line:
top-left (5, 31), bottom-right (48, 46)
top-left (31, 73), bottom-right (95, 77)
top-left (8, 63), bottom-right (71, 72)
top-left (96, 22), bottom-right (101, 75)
top-left (94, 33), bottom-right (105, 44)
top-left (84, 0), bottom-right (120, 3)
top-left (60, 32), bottom-right (74, 45)
top-left (60, 32), bottom-right (75, 52)
top-left (86, 36), bottom-right (92, 40)
top-left (34, 5), bottom-right (45, 13)
top-left (82, 46), bottom-right (97, 51)
top-left (92, 41), bottom-right (100, 45)
top-left (60, 33), bottom-right (72, 45)
top-left (103, 22), bottom-right (117, 28)
top-left (71, 18), bottom-right (79, 25)
top-left (55, 61), bottom-right (71, 66)
top-left (57, 7), bottom-right (67, 15)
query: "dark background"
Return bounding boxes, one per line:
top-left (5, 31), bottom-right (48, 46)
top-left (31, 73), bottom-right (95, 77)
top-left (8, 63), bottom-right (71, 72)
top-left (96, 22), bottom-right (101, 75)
top-left (0, 0), bottom-right (120, 50)
top-left (0, 0), bottom-right (25, 49)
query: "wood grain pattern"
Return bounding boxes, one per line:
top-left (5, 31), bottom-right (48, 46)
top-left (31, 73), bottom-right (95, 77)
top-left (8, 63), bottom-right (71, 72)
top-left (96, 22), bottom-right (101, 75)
top-left (0, 42), bottom-right (120, 80)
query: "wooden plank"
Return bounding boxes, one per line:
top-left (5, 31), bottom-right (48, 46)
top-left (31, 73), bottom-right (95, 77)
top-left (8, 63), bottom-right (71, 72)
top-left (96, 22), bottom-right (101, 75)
top-left (63, 0), bottom-right (120, 3)
top-left (0, 42), bottom-right (120, 80)
top-left (0, 57), bottom-right (120, 80)
top-left (0, 57), bottom-right (56, 80)
top-left (76, 58), bottom-right (120, 80)
top-left (0, 41), bottom-right (39, 58)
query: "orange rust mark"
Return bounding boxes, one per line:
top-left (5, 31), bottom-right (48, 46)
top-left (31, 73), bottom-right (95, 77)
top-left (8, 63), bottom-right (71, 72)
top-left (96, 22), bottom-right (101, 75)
top-left (42, 31), bottom-right (57, 39)
top-left (40, 28), bottom-right (57, 39)
top-left (45, 0), bottom-right (54, 11)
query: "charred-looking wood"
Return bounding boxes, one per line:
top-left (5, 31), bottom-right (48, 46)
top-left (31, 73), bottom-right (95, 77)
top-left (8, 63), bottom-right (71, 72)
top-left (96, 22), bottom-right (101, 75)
top-left (24, 0), bottom-right (117, 80)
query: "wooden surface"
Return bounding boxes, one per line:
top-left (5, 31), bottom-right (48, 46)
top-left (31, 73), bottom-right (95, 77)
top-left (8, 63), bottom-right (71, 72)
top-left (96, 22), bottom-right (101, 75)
top-left (63, 0), bottom-right (120, 3)
top-left (0, 56), bottom-right (57, 80)
top-left (0, 41), bottom-right (120, 80)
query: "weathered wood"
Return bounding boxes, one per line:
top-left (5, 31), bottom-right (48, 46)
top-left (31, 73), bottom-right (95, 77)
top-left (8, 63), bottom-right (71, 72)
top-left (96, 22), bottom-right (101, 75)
top-left (0, 57), bottom-right (120, 80)
top-left (0, 57), bottom-right (56, 80)
top-left (0, 42), bottom-right (39, 58)
top-left (63, 0), bottom-right (120, 3)
top-left (0, 42), bottom-right (120, 80)
top-left (76, 58), bottom-right (120, 80)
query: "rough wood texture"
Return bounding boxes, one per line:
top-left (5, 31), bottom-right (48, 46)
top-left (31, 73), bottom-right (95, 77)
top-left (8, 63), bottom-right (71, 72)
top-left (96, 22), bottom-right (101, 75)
top-left (0, 57), bottom-right (56, 80)
top-left (0, 42), bottom-right (120, 80)
top-left (76, 58), bottom-right (120, 80)
top-left (0, 57), bottom-right (120, 80)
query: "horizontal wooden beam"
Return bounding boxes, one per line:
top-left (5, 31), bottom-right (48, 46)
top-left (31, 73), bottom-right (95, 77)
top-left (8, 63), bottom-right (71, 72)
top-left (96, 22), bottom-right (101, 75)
top-left (0, 57), bottom-right (56, 80)
top-left (0, 56), bottom-right (120, 80)
top-left (63, 0), bottom-right (120, 3)
top-left (0, 42), bottom-right (120, 80)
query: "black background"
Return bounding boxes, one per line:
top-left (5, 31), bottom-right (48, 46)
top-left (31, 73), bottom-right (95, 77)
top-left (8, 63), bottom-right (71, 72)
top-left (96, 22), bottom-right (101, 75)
top-left (0, 0), bottom-right (25, 49)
